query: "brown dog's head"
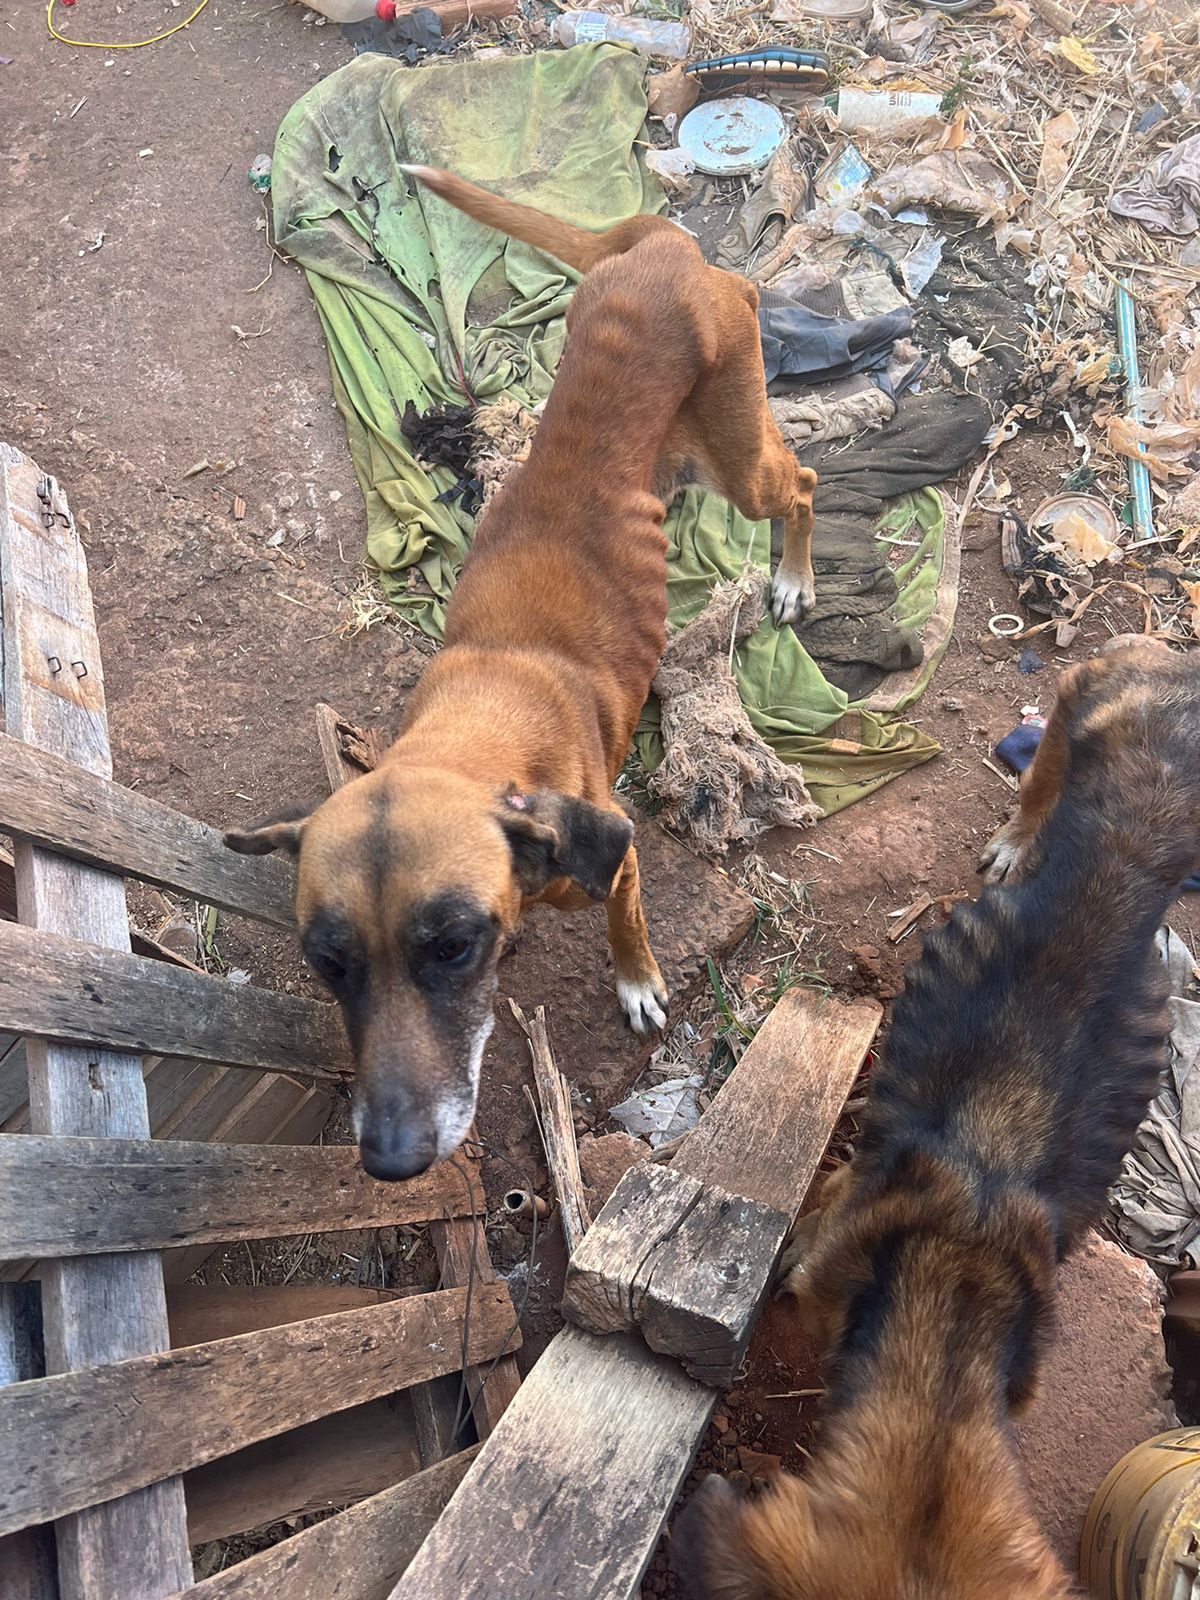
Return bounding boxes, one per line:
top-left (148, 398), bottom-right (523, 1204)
top-left (225, 766), bottom-right (631, 1180)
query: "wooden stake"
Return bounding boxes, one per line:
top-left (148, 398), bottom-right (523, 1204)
top-left (510, 1001), bottom-right (591, 1257)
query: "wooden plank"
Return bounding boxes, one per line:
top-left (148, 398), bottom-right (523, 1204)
top-left (512, 1003), bottom-right (590, 1257)
top-left (3, 846), bottom-right (225, 969)
top-left (0, 1284), bottom-right (58, 1599)
top-left (166, 1284), bottom-right (426, 1543)
top-left (428, 1214), bottom-right (522, 1443)
top-left (0, 730), bottom-right (295, 927)
top-left (185, 1393), bottom-right (424, 1545)
top-left (673, 989), bottom-right (882, 1211)
top-left (314, 702), bottom-right (380, 792)
top-left (0, 1137), bottom-right (471, 1260)
top-left (0, 919), bottom-right (351, 1081)
top-left (175, 1448), bottom-right (479, 1600)
top-left (0, 1283), bottom-right (517, 1538)
top-left (1, 443), bottom-right (192, 1599)
top-left (411, 1373), bottom-right (463, 1466)
top-left (166, 1283), bottom-right (399, 1347)
top-left (562, 1163), bottom-right (788, 1386)
top-left (389, 1328), bottom-right (715, 1600)
top-left (162, 1067), bottom-right (267, 1143)
top-left (562, 989), bottom-right (881, 1384)
top-left (0, 1039), bottom-right (28, 1127)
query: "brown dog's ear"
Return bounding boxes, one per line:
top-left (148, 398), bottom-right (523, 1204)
top-left (223, 803), bottom-right (313, 857)
top-left (498, 788), bottom-right (633, 901)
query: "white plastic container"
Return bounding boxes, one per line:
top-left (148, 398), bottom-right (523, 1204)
top-left (836, 87), bottom-right (943, 130)
top-left (553, 10), bottom-right (691, 61)
top-left (304, 0), bottom-right (398, 21)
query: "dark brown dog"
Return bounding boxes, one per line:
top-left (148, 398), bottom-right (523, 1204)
top-left (675, 638), bottom-right (1200, 1600)
top-left (224, 168), bottom-right (818, 1180)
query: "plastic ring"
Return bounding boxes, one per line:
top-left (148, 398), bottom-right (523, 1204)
top-left (988, 614), bottom-right (1023, 638)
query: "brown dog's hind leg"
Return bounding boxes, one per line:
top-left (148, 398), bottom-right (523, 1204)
top-left (605, 841), bottom-right (668, 1034)
top-left (669, 303), bottom-right (820, 626)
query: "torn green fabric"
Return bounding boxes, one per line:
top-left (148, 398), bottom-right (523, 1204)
top-left (272, 46), bottom-right (944, 816)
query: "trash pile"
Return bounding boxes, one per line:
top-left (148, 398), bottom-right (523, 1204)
top-left (615, 0), bottom-right (1200, 648)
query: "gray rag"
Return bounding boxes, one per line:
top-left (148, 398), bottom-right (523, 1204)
top-left (1110, 131), bottom-right (1200, 238)
top-left (1109, 927), bottom-right (1200, 1267)
top-left (757, 293), bottom-right (913, 388)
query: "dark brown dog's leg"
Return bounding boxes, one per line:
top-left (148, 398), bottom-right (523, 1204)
top-left (605, 840), bottom-right (668, 1034)
top-left (979, 662), bottom-right (1087, 882)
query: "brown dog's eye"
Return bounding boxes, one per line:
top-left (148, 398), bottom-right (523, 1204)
top-left (435, 934), bottom-right (474, 966)
top-left (307, 946), bottom-right (346, 985)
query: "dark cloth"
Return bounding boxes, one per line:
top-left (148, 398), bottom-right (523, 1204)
top-left (786, 232), bottom-right (1027, 700)
top-left (757, 293), bottom-right (911, 388)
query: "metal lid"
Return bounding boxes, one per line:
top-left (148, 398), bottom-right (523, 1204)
top-left (677, 98), bottom-right (788, 177)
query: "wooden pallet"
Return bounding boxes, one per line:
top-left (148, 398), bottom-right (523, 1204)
top-left (0, 446), bottom-right (521, 1599)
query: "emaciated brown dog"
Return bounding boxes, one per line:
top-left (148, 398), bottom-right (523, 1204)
top-left (675, 638), bottom-right (1200, 1599)
top-left (224, 168), bottom-right (818, 1180)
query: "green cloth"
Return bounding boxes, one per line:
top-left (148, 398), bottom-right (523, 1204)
top-left (272, 46), bottom-right (944, 816)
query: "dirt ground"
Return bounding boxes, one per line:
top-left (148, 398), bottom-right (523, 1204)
top-left (3, 2), bottom-right (1198, 1589)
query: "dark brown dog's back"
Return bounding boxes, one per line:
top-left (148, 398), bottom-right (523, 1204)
top-left (868, 641), bottom-right (1200, 1256)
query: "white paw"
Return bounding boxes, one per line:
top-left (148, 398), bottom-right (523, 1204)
top-left (617, 975), bottom-right (668, 1035)
top-left (770, 569), bottom-right (815, 627)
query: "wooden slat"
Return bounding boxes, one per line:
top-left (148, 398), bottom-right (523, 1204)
top-left (1, 443), bottom-right (192, 1598)
top-left (390, 1329), bottom-right (715, 1600)
top-left (0, 1137), bottom-right (470, 1260)
top-left (0, 1283), bottom-right (517, 1539)
top-left (161, 1067), bottom-right (268, 1143)
top-left (176, 1448), bottom-right (479, 1600)
top-left (429, 1215), bottom-right (522, 1441)
top-left (674, 988), bottom-right (882, 1212)
top-left (0, 919), bottom-right (350, 1080)
top-left (166, 1284), bottom-right (399, 1348)
top-left (562, 990), bottom-right (881, 1385)
top-left (185, 1393), bottom-right (424, 1546)
top-left (0, 730), bottom-right (295, 927)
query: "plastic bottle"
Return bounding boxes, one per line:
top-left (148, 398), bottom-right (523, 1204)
top-left (303, 0), bottom-right (405, 21)
top-left (835, 87), bottom-right (943, 131)
top-left (552, 10), bottom-right (691, 61)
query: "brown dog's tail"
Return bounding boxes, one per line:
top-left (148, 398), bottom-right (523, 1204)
top-left (400, 164), bottom-right (626, 273)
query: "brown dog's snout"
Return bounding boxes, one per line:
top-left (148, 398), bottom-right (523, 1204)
top-left (357, 1103), bottom-right (441, 1182)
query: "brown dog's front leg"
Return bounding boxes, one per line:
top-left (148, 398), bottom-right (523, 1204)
top-left (769, 472), bottom-right (818, 628)
top-left (605, 841), bottom-right (668, 1034)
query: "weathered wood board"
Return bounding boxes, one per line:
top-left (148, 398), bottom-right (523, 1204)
top-left (562, 989), bottom-right (881, 1384)
top-left (389, 1327), bottom-right (715, 1600)
top-left (175, 1448), bottom-right (479, 1600)
top-left (0, 1284), bottom-right (516, 1539)
top-left (2, 442), bottom-right (193, 1598)
top-left (0, 1137), bottom-right (469, 1260)
top-left (0, 730), bottom-right (294, 927)
top-left (0, 919), bottom-right (351, 1081)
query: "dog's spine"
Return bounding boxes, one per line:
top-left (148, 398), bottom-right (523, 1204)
top-left (400, 165), bottom-right (610, 273)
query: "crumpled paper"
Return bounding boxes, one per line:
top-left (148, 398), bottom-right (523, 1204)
top-left (610, 1075), bottom-right (704, 1147)
top-left (872, 150), bottom-right (1015, 224)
